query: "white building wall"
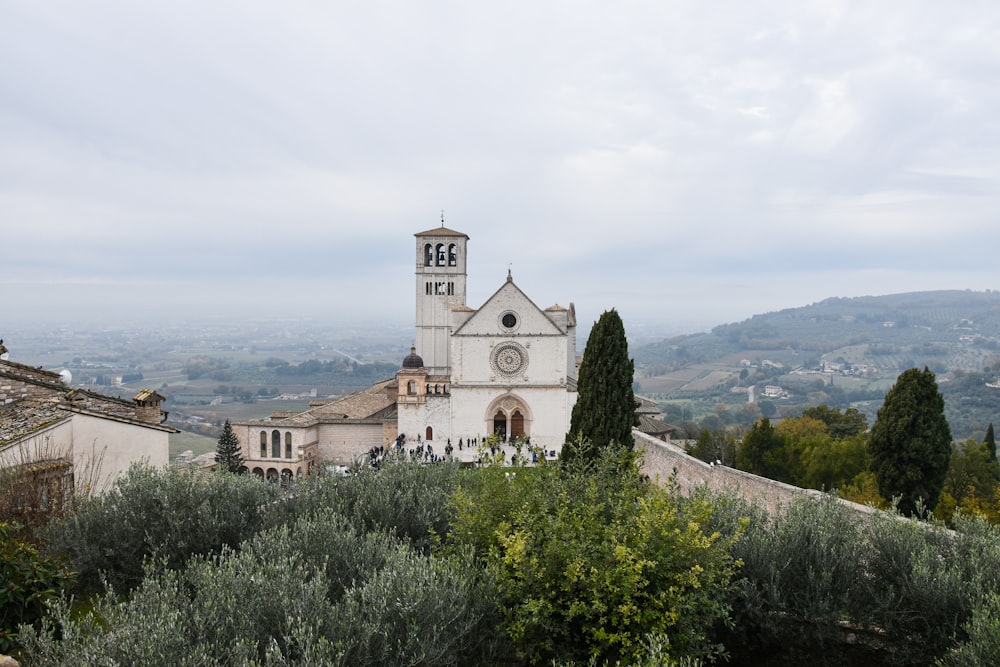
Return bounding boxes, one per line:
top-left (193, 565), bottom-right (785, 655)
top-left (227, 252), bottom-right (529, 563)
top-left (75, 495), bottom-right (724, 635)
top-left (317, 422), bottom-right (387, 465)
top-left (72, 413), bottom-right (169, 492)
top-left (0, 420), bottom-right (73, 469)
top-left (449, 386), bottom-right (575, 452)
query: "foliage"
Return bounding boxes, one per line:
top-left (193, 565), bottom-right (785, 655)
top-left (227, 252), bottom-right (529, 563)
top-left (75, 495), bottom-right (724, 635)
top-left (43, 464), bottom-right (281, 594)
top-left (801, 404), bottom-right (868, 438)
top-left (708, 492), bottom-right (1000, 666)
top-left (565, 309), bottom-right (635, 463)
top-left (986, 422), bottom-right (997, 462)
top-left (869, 367), bottom-right (953, 515)
top-left (20, 510), bottom-right (504, 666)
top-left (938, 592), bottom-right (1000, 667)
top-left (0, 522), bottom-right (74, 653)
top-left (267, 453), bottom-right (462, 554)
top-left (736, 417), bottom-right (785, 479)
top-left (214, 419), bottom-right (244, 473)
top-left (771, 414), bottom-right (869, 491)
top-left (934, 439), bottom-right (1000, 524)
top-left (447, 448), bottom-right (739, 665)
top-left (685, 427), bottom-right (738, 466)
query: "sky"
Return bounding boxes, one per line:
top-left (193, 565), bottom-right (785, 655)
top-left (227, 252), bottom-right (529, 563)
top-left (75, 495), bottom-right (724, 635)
top-left (3, 1), bottom-right (1000, 337)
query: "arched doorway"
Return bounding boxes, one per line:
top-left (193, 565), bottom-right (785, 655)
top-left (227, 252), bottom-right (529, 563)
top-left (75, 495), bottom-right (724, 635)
top-left (486, 395), bottom-right (531, 442)
top-left (492, 410), bottom-right (507, 440)
top-left (511, 410), bottom-right (525, 438)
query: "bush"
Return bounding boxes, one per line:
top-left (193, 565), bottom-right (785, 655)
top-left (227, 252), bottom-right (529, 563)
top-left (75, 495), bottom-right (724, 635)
top-left (448, 448), bottom-right (738, 665)
top-left (268, 454), bottom-right (461, 553)
top-left (0, 522), bottom-right (74, 653)
top-left (43, 464), bottom-right (281, 594)
top-left (19, 509), bottom-right (506, 666)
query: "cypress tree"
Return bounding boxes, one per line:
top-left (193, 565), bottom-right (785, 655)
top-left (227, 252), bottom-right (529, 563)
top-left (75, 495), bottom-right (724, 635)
top-left (985, 423), bottom-right (997, 462)
top-left (869, 367), bottom-right (952, 515)
top-left (564, 309), bottom-right (635, 464)
top-left (215, 419), bottom-right (244, 474)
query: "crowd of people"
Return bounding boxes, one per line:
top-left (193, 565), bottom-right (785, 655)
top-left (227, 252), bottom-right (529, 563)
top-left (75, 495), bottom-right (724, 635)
top-left (359, 433), bottom-right (551, 469)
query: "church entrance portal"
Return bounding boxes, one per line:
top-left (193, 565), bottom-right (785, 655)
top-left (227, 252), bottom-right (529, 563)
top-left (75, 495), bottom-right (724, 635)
top-left (492, 410), bottom-right (507, 439)
top-left (488, 398), bottom-right (530, 441)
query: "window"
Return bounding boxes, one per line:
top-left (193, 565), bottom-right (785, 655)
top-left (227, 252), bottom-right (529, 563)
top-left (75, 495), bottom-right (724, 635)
top-left (447, 282), bottom-right (454, 296)
top-left (260, 432), bottom-right (267, 458)
top-left (448, 243), bottom-right (457, 266)
top-left (271, 430), bottom-right (280, 458)
top-left (408, 380), bottom-right (417, 395)
top-left (436, 243), bottom-right (446, 266)
top-left (426, 282), bottom-right (432, 295)
top-left (424, 243), bottom-right (434, 266)
top-left (426, 426), bottom-right (433, 441)
top-left (285, 432), bottom-right (292, 459)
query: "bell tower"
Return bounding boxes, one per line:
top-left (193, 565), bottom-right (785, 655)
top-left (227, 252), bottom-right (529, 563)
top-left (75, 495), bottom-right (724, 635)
top-left (414, 222), bottom-right (468, 376)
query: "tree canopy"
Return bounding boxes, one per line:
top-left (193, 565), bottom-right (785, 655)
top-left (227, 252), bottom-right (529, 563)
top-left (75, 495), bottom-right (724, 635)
top-left (563, 309), bottom-right (635, 464)
top-left (869, 367), bottom-right (952, 515)
top-left (215, 420), bottom-right (244, 474)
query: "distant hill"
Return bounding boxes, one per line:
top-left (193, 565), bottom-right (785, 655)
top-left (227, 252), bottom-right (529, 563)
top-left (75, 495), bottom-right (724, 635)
top-left (632, 290), bottom-right (1000, 441)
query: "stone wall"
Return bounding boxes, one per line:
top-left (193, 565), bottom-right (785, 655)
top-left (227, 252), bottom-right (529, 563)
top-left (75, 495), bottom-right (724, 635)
top-left (636, 430), bottom-right (876, 516)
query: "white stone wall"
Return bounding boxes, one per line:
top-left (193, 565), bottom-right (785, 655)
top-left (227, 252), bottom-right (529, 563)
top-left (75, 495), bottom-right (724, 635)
top-left (71, 413), bottom-right (169, 493)
top-left (0, 420), bottom-right (73, 469)
top-left (450, 386), bottom-right (576, 453)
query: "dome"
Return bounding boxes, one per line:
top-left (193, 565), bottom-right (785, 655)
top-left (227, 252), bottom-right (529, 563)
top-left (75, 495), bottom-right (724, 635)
top-left (402, 346), bottom-right (424, 369)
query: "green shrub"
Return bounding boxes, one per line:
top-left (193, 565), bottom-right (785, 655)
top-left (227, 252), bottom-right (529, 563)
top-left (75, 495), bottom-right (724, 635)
top-left (448, 449), bottom-right (738, 665)
top-left (938, 592), bottom-right (1000, 667)
top-left (268, 454), bottom-right (461, 553)
top-left (20, 508), bottom-right (506, 666)
top-left (42, 464), bottom-right (281, 594)
top-left (0, 521), bottom-right (74, 653)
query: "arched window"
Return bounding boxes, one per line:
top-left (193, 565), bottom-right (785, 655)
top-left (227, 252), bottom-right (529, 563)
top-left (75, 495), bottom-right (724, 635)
top-left (271, 430), bottom-right (280, 458)
top-left (285, 432), bottom-right (292, 459)
top-left (407, 380), bottom-right (417, 395)
top-left (259, 431), bottom-right (267, 458)
top-left (448, 243), bottom-right (457, 266)
top-left (426, 426), bottom-right (433, 441)
top-left (424, 243), bottom-right (434, 266)
top-left (436, 243), bottom-right (446, 266)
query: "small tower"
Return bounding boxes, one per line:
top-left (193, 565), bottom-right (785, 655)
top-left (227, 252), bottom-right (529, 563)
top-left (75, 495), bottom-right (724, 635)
top-left (414, 222), bottom-right (468, 375)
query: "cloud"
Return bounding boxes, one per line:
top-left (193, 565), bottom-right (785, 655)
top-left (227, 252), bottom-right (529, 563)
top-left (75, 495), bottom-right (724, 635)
top-left (3, 1), bottom-right (1000, 333)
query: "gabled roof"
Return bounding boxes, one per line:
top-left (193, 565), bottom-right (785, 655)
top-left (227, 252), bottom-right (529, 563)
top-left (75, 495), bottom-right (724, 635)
top-left (453, 275), bottom-right (565, 337)
top-left (0, 359), bottom-right (177, 438)
top-left (415, 226), bottom-right (469, 239)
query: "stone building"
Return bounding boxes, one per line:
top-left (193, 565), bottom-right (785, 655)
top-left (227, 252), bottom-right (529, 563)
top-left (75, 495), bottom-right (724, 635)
top-left (0, 354), bottom-right (174, 495)
top-left (234, 223), bottom-right (579, 469)
top-left (399, 225), bottom-right (578, 452)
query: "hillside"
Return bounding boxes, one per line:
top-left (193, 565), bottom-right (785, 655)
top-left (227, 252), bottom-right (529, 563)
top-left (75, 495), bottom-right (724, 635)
top-left (633, 290), bottom-right (1000, 441)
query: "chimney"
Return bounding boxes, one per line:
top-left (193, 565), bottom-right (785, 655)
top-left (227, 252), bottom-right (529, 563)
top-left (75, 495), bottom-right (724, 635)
top-left (133, 389), bottom-right (167, 424)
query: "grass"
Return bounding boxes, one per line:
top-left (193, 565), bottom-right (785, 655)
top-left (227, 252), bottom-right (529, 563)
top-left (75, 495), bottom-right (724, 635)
top-left (169, 431), bottom-right (217, 460)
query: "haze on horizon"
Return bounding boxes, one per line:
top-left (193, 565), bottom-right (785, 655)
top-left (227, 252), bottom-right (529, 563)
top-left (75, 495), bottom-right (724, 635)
top-left (3, 3), bottom-right (1000, 337)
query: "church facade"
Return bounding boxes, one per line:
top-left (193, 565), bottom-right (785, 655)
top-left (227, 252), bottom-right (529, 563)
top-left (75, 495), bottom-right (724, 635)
top-left (233, 223), bottom-right (578, 473)
top-left (398, 225), bottom-right (578, 453)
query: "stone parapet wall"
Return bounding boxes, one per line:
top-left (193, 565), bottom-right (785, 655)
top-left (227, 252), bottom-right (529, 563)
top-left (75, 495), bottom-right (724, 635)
top-left (636, 430), bottom-right (876, 516)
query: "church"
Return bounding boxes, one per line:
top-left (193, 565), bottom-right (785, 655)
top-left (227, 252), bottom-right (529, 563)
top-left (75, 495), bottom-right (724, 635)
top-left (399, 225), bottom-right (579, 452)
top-left (232, 224), bottom-right (579, 476)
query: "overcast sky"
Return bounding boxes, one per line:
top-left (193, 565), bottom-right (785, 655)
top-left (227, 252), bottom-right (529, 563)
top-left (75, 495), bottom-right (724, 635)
top-left (3, 2), bottom-right (1000, 337)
